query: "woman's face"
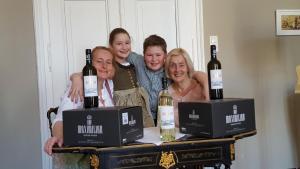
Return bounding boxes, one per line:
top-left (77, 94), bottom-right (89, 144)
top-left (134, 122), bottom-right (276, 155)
top-left (168, 54), bottom-right (189, 84)
top-left (92, 49), bottom-right (114, 80)
top-left (110, 33), bottom-right (131, 60)
top-left (144, 46), bottom-right (166, 71)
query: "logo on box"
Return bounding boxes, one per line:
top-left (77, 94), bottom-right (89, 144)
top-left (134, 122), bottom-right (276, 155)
top-left (77, 115), bottom-right (103, 135)
top-left (129, 115), bottom-right (136, 126)
top-left (225, 105), bottom-right (245, 124)
top-left (189, 110), bottom-right (199, 120)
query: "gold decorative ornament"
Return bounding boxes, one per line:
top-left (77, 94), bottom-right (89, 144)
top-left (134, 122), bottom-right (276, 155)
top-left (230, 144), bottom-right (235, 160)
top-left (159, 151), bottom-right (176, 169)
top-left (90, 154), bottom-right (100, 169)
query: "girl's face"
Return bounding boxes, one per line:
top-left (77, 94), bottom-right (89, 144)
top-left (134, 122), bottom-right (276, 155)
top-left (110, 33), bottom-right (131, 60)
top-left (144, 46), bottom-right (166, 71)
top-left (92, 49), bottom-right (114, 80)
top-left (168, 54), bottom-right (189, 84)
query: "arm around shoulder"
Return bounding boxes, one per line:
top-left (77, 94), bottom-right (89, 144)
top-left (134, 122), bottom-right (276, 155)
top-left (69, 72), bottom-right (83, 102)
top-left (192, 71), bottom-right (209, 100)
top-left (127, 52), bottom-right (144, 65)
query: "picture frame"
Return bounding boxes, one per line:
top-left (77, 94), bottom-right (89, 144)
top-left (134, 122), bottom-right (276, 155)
top-left (276, 9), bottom-right (300, 36)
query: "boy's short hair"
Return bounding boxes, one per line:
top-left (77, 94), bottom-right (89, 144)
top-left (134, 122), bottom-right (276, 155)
top-left (143, 35), bottom-right (167, 54)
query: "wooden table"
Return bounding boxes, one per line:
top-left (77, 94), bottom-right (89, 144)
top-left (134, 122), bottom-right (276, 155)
top-left (53, 130), bottom-right (256, 169)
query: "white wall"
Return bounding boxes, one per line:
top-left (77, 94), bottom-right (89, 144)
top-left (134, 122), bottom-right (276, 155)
top-left (204, 0), bottom-right (300, 168)
top-left (0, 0), bottom-right (42, 168)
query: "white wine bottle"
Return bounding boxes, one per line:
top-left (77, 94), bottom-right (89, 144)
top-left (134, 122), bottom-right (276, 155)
top-left (82, 49), bottom-right (98, 108)
top-left (207, 45), bottom-right (223, 99)
top-left (158, 77), bottom-right (175, 142)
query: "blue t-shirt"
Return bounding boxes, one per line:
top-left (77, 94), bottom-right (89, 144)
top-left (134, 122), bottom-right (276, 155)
top-left (127, 52), bottom-right (165, 119)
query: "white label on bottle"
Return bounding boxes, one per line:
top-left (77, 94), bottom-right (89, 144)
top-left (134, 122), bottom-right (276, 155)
top-left (159, 105), bottom-right (175, 129)
top-left (210, 69), bottom-right (223, 89)
top-left (83, 76), bottom-right (98, 97)
top-left (122, 112), bottom-right (128, 125)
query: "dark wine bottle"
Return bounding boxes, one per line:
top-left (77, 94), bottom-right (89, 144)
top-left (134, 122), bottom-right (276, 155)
top-left (82, 49), bottom-right (98, 108)
top-left (207, 45), bottom-right (223, 100)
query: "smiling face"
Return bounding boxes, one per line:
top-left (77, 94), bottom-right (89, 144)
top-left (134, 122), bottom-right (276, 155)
top-left (144, 46), bottom-right (166, 71)
top-left (168, 54), bottom-right (189, 84)
top-left (92, 49), bottom-right (114, 80)
top-left (110, 33), bottom-right (131, 62)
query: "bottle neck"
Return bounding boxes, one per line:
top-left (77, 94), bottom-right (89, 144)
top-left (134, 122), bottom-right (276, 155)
top-left (210, 45), bottom-right (217, 60)
top-left (162, 79), bottom-right (168, 90)
top-left (86, 54), bottom-right (92, 65)
top-left (162, 88), bottom-right (168, 93)
top-left (211, 52), bottom-right (217, 60)
top-left (85, 49), bottom-right (92, 65)
top-left (86, 59), bottom-right (92, 65)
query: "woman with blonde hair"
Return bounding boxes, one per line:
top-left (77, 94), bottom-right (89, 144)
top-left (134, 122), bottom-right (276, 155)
top-left (165, 48), bottom-right (209, 127)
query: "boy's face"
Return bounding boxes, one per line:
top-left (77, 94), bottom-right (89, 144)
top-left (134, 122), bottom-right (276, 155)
top-left (144, 46), bottom-right (166, 71)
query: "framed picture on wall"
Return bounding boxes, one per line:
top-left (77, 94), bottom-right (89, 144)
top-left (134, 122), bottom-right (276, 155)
top-left (276, 9), bottom-right (300, 35)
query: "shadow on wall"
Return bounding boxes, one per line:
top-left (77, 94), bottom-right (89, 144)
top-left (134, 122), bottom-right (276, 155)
top-left (288, 94), bottom-right (300, 167)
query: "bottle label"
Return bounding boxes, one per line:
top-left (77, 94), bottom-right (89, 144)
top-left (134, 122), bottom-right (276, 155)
top-left (83, 76), bottom-right (98, 97)
top-left (210, 69), bottom-right (223, 89)
top-left (159, 105), bottom-right (175, 129)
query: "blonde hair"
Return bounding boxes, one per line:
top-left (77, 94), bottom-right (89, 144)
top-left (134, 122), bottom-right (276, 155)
top-left (92, 46), bottom-right (113, 58)
top-left (165, 48), bottom-right (194, 78)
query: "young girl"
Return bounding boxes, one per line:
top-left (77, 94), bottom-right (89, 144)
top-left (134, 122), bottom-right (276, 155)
top-left (108, 28), bottom-right (155, 127)
top-left (44, 46), bottom-right (115, 169)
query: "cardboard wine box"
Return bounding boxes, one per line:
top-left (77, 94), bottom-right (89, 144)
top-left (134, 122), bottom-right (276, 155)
top-left (63, 106), bottom-right (143, 147)
top-left (178, 98), bottom-right (256, 138)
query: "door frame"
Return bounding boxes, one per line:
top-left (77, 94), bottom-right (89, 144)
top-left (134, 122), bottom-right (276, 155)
top-left (32, 0), bottom-right (205, 168)
top-left (33, 0), bottom-right (53, 168)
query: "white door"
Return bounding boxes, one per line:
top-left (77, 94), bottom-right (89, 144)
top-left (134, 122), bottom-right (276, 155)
top-left (33, 0), bottom-right (204, 168)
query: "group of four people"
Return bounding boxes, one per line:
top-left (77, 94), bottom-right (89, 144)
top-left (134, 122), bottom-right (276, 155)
top-left (44, 27), bottom-right (209, 168)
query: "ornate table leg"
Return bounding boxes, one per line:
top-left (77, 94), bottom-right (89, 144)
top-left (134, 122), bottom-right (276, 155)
top-left (222, 143), bottom-right (234, 169)
top-left (230, 144), bottom-right (235, 161)
top-left (90, 154), bottom-right (100, 169)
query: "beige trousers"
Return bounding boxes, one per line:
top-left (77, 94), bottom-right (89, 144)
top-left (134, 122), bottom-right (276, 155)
top-left (114, 87), bottom-right (155, 127)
